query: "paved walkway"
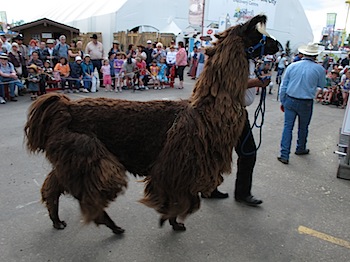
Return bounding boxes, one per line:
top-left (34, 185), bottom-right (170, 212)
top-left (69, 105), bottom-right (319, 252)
top-left (0, 74), bottom-right (349, 262)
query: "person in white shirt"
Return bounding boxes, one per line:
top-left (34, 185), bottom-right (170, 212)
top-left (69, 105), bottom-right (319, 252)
top-left (0, 34), bottom-right (11, 53)
top-left (166, 45), bottom-right (177, 76)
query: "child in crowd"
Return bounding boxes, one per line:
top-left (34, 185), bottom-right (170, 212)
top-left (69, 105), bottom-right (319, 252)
top-left (108, 52), bottom-right (116, 90)
top-left (157, 57), bottom-right (168, 89)
top-left (114, 52), bottom-right (125, 92)
top-left (150, 60), bottom-right (160, 89)
top-left (341, 69), bottom-right (350, 108)
top-left (27, 64), bottom-right (40, 100)
top-left (135, 56), bottom-right (148, 90)
top-left (54, 57), bottom-right (70, 91)
top-left (101, 59), bottom-right (112, 91)
top-left (43, 60), bottom-right (58, 89)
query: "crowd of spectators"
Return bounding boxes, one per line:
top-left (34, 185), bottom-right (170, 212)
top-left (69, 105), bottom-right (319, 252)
top-left (0, 32), bottom-right (205, 104)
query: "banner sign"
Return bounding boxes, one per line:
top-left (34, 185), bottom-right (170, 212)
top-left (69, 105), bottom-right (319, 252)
top-left (189, 0), bottom-right (205, 26)
top-left (207, 0), bottom-right (277, 28)
top-left (326, 13), bottom-right (337, 27)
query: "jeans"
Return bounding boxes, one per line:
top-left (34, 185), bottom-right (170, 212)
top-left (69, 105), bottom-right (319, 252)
top-left (0, 76), bottom-right (24, 97)
top-left (91, 59), bottom-right (103, 85)
top-left (83, 75), bottom-right (92, 90)
top-left (280, 95), bottom-right (313, 160)
top-left (276, 67), bottom-right (285, 84)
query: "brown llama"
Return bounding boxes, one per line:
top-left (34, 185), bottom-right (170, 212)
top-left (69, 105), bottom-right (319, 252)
top-left (24, 15), bottom-right (280, 234)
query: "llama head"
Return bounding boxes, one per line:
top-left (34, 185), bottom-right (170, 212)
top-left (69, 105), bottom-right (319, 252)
top-left (208, 15), bottom-right (281, 58)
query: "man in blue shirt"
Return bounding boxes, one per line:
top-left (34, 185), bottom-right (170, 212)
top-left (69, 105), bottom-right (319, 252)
top-left (278, 43), bottom-right (326, 164)
top-left (54, 35), bottom-right (69, 60)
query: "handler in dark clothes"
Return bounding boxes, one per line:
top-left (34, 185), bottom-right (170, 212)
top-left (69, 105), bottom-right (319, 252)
top-left (204, 59), bottom-right (271, 206)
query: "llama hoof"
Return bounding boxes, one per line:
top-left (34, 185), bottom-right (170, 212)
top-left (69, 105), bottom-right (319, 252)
top-left (53, 220), bottom-right (67, 230)
top-left (171, 223), bottom-right (186, 231)
top-left (112, 226), bottom-right (125, 234)
top-left (159, 218), bottom-right (167, 227)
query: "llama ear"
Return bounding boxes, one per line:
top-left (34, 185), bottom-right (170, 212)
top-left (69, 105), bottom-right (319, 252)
top-left (241, 14), bottom-right (267, 33)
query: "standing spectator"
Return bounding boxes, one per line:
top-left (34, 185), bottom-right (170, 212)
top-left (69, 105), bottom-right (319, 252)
top-left (68, 40), bottom-right (83, 64)
top-left (114, 52), bottom-right (125, 92)
top-left (276, 52), bottom-right (288, 84)
top-left (126, 44), bottom-right (136, 59)
top-left (341, 54), bottom-right (350, 68)
top-left (135, 56), bottom-right (147, 90)
top-left (26, 64), bottom-right (40, 100)
top-left (149, 60), bottom-right (160, 89)
top-left (81, 54), bottom-right (94, 92)
top-left (189, 46), bottom-right (199, 79)
top-left (322, 54), bottom-right (330, 71)
top-left (8, 42), bottom-right (26, 78)
top-left (110, 41), bottom-right (121, 54)
top-left (85, 34), bottom-right (104, 87)
top-left (42, 39), bottom-right (59, 67)
top-left (101, 59), bottom-right (112, 92)
top-left (195, 47), bottom-right (205, 79)
top-left (13, 34), bottom-right (28, 78)
top-left (28, 39), bottom-right (39, 57)
top-left (157, 57), bottom-right (168, 89)
top-left (68, 56), bottom-right (83, 93)
top-left (175, 41), bottom-right (187, 89)
top-left (0, 34), bottom-right (11, 52)
top-left (166, 45), bottom-right (177, 76)
top-left (278, 43), bottom-right (326, 164)
top-left (0, 40), bottom-right (6, 54)
top-left (135, 45), bottom-right (147, 60)
top-left (54, 35), bottom-right (69, 59)
top-left (143, 40), bottom-right (154, 68)
top-left (108, 52), bottom-right (116, 89)
top-left (293, 52), bottom-right (303, 62)
top-left (152, 42), bottom-right (166, 64)
top-left (37, 41), bottom-right (46, 61)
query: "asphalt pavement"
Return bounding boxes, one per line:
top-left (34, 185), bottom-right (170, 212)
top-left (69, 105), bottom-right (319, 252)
top-left (1, 74), bottom-right (350, 262)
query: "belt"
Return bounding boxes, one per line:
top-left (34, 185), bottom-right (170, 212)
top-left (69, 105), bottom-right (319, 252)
top-left (287, 95), bottom-right (313, 101)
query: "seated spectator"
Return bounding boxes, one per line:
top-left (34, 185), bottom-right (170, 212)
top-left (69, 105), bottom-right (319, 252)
top-left (54, 57), bottom-right (70, 91)
top-left (341, 68), bottom-right (350, 108)
top-left (135, 45), bottom-right (147, 60)
top-left (0, 39), bottom-right (7, 54)
top-left (81, 54), bottom-right (94, 92)
top-left (126, 44), bottom-right (136, 58)
top-left (321, 70), bottom-right (340, 105)
top-left (68, 40), bottom-right (83, 64)
top-left (0, 53), bottom-right (24, 102)
top-left (43, 60), bottom-right (57, 89)
top-left (68, 56), bottom-right (83, 93)
top-left (28, 51), bottom-right (43, 68)
top-left (122, 57), bottom-right (137, 88)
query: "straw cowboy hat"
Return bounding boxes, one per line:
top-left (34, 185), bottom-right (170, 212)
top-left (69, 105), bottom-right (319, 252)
top-left (27, 64), bottom-right (38, 72)
top-left (0, 53), bottom-right (8, 59)
top-left (298, 43), bottom-right (321, 56)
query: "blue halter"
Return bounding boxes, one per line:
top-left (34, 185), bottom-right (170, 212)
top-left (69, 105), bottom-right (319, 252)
top-left (245, 35), bottom-right (266, 59)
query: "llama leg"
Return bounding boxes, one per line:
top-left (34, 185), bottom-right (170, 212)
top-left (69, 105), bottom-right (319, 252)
top-left (41, 170), bottom-right (67, 229)
top-left (94, 211), bottom-right (125, 234)
top-left (169, 217), bottom-right (186, 231)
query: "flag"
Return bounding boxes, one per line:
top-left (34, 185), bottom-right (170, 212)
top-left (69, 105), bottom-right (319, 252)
top-left (188, 0), bottom-right (204, 27)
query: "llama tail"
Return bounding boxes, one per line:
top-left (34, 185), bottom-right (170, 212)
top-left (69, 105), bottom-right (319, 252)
top-left (24, 93), bottom-right (71, 153)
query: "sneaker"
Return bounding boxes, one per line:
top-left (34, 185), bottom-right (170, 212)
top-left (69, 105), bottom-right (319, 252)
top-left (0, 96), bottom-right (6, 104)
top-left (105, 89), bottom-right (109, 92)
top-left (74, 89), bottom-right (79, 93)
top-left (145, 86), bottom-right (149, 90)
top-left (118, 88), bottom-right (122, 92)
top-left (83, 89), bottom-right (89, 93)
top-left (10, 97), bottom-right (18, 102)
top-left (68, 89), bottom-right (73, 93)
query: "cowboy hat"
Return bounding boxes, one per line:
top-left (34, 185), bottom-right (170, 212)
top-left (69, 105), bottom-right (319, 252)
top-left (27, 64), bottom-right (38, 72)
top-left (298, 43), bottom-right (321, 56)
top-left (90, 34), bottom-right (98, 39)
top-left (0, 53), bottom-right (8, 59)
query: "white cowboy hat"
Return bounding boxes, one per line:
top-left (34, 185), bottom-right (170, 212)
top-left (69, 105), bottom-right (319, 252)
top-left (298, 43), bottom-right (321, 56)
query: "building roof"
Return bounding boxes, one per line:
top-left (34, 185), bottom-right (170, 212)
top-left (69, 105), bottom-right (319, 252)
top-left (11, 18), bottom-right (79, 33)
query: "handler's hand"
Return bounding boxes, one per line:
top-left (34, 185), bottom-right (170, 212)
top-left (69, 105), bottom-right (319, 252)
top-left (280, 104), bottom-right (284, 112)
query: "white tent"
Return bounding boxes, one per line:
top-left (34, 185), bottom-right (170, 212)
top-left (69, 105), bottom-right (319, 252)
top-left (29, 0), bottom-right (313, 54)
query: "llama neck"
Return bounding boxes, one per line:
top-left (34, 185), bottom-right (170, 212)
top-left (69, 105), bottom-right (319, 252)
top-left (190, 39), bottom-right (248, 111)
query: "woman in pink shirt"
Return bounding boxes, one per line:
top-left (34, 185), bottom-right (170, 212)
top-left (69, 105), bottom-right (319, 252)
top-left (175, 41), bottom-right (187, 89)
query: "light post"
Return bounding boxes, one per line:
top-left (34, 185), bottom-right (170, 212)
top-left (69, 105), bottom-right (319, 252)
top-left (341, 0), bottom-right (350, 47)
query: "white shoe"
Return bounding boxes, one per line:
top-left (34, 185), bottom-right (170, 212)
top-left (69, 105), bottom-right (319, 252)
top-left (74, 89), bottom-right (79, 93)
top-left (145, 86), bottom-right (149, 90)
top-left (119, 88), bottom-right (122, 92)
top-left (0, 96), bottom-right (6, 104)
top-left (83, 89), bottom-right (89, 93)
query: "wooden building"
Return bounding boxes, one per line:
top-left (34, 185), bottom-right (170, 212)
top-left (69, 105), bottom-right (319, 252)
top-left (10, 18), bottom-right (80, 44)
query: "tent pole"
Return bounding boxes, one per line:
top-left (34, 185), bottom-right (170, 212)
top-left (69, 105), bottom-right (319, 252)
top-left (201, 0), bottom-right (205, 45)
